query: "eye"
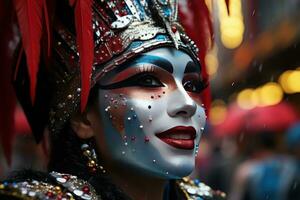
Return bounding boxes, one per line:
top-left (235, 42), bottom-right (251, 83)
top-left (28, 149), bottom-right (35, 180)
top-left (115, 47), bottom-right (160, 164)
top-left (135, 74), bottom-right (164, 87)
top-left (98, 72), bottom-right (164, 90)
top-left (183, 79), bottom-right (207, 93)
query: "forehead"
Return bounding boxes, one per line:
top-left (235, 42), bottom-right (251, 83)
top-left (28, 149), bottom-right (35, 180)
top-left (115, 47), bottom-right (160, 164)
top-left (98, 47), bottom-right (200, 84)
top-left (143, 48), bottom-right (197, 74)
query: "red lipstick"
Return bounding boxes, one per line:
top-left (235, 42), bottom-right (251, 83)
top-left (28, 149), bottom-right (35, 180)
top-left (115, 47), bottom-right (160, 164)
top-left (155, 126), bottom-right (196, 150)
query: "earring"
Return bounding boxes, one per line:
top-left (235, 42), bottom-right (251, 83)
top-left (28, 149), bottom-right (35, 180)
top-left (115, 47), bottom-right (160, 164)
top-left (81, 143), bottom-right (106, 174)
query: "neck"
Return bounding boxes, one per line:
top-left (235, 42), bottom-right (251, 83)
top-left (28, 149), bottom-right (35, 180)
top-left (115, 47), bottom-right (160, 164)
top-left (106, 161), bottom-right (167, 200)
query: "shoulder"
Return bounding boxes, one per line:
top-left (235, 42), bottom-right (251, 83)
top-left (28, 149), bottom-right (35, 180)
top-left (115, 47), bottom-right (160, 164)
top-left (176, 177), bottom-right (226, 200)
top-left (0, 170), bottom-right (100, 200)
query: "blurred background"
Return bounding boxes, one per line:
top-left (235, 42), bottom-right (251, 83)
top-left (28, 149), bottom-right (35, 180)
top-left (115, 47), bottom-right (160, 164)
top-left (1, 0), bottom-right (300, 199)
top-left (192, 0), bottom-right (300, 199)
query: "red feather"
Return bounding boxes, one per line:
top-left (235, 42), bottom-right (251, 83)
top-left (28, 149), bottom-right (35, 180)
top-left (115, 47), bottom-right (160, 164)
top-left (72, 0), bottom-right (94, 112)
top-left (0, 0), bottom-right (17, 165)
top-left (13, 0), bottom-right (44, 104)
top-left (179, 0), bottom-right (213, 113)
top-left (43, 0), bottom-right (51, 57)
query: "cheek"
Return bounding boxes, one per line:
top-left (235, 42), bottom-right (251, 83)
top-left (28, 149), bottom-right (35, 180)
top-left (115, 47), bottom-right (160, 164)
top-left (100, 92), bottom-right (128, 135)
top-left (187, 92), bottom-right (203, 106)
top-left (101, 85), bottom-right (177, 124)
top-left (100, 90), bottom-right (162, 134)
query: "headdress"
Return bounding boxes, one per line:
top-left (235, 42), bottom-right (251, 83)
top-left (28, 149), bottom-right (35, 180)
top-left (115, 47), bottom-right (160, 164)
top-left (0, 0), bottom-right (230, 163)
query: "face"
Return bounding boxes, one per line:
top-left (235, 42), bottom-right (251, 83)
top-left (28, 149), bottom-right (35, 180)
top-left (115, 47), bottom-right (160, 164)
top-left (94, 47), bottom-right (206, 178)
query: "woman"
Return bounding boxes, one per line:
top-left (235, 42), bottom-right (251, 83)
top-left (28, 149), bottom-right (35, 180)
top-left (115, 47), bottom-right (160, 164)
top-left (0, 0), bottom-right (226, 199)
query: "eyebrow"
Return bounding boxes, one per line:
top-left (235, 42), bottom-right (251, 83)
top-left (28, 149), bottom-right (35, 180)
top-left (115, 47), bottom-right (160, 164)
top-left (99, 55), bottom-right (175, 86)
top-left (102, 55), bottom-right (174, 81)
top-left (184, 61), bottom-right (201, 73)
top-left (126, 54), bottom-right (174, 73)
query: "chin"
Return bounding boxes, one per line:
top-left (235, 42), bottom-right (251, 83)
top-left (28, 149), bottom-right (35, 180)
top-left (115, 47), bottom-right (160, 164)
top-left (164, 160), bottom-right (195, 179)
top-left (134, 156), bottom-right (196, 179)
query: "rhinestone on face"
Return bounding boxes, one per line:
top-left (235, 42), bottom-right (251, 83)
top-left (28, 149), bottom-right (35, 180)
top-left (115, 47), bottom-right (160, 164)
top-left (144, 136), bottom-right (150, 142)
top-left (105, 106), bottom-right (111, 112)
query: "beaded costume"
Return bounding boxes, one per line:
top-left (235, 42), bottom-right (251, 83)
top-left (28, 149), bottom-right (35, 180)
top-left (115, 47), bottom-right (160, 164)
top-left (0, 0), bottom-right (228, 199)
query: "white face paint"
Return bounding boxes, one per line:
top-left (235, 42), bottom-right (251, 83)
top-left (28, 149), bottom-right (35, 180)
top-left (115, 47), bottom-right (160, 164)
top-left (96, 47), bottom-right (206, 178)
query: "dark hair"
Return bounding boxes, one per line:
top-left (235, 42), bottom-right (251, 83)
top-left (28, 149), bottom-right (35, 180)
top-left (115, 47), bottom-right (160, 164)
top-left (47, 86), bottom-right (131, 200)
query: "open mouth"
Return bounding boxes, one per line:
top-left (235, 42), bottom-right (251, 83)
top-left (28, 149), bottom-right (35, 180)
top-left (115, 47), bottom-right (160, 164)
top-left (155, 126), bottom-right (196, 150)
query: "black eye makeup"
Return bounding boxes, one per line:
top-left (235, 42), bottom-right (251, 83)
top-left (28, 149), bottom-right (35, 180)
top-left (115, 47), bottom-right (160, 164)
top-left (98, 72), bottom-right (165, 90)
top-left (182, 75), bottom-right (208, 93)
top-left (184, 61), bottom-right (201, 74)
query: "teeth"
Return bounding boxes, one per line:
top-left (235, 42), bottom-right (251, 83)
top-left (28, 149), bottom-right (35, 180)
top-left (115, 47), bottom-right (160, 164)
top-left (169, 134), bottom-right (192, 140)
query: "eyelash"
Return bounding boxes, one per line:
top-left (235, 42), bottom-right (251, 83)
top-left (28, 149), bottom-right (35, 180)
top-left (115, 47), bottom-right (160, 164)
top-left (183, 79), bottom-right (208, 93)
top-left (98, 64), bottom-right (208, 93)
top-left (97, 71), bottom-right (163, 89)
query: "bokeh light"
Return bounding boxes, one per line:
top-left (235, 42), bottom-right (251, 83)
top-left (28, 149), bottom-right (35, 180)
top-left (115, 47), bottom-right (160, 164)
top-left (237, 83), bottom-right (283, 109)
top-left (279, 70), bottom-right (300, 94)
top-left (237, 89), bottom-right (256, 109)
top-left (258, 82), bottom-right (283, 106)
top-left (218, 0), bottom-right (244, 49)
top-left (209, 100), bottom-right (228, 125)
top-left (205, 47), bottom-right (219, 76)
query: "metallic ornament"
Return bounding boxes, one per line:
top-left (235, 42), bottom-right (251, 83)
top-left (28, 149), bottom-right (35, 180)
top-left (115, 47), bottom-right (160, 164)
top-left (81, 143), bottom-right (106, 174)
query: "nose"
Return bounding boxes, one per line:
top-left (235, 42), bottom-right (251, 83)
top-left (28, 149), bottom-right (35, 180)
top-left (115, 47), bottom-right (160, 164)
top-left (167, 88), bottom-right (197, 118)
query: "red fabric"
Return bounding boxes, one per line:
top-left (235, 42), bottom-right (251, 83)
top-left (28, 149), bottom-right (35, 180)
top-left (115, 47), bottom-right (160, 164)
top-left (71, 0), bottom-right (94, 112)
top-left (0, 0), bottom-right (17, 165)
